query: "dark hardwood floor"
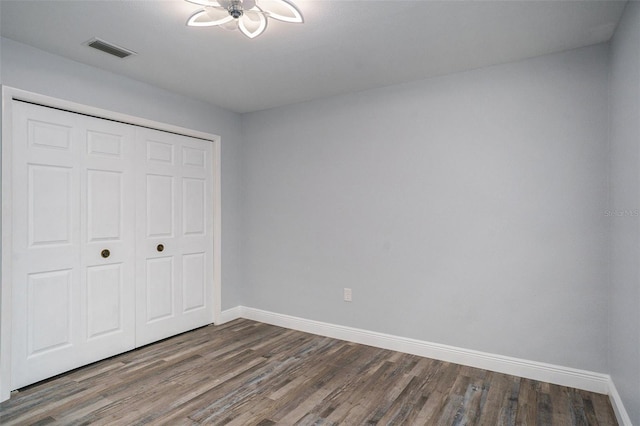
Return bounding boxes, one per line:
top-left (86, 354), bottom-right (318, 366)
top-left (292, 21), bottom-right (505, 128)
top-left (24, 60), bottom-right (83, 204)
top-left (0, 319), bottom-right (617, 425)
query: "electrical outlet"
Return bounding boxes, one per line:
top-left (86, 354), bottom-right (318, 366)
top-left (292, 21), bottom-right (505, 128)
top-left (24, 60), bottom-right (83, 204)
top-left (343, 287), bottom-right (352, 302)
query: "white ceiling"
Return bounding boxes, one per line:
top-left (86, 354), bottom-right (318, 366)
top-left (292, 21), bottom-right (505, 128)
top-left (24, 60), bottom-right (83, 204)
top-left (0, 0), bottom-right (627, 113)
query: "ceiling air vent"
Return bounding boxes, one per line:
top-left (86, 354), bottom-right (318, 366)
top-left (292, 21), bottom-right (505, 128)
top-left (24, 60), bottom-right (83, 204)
top-left (85, 38), bottom-right (136, 59)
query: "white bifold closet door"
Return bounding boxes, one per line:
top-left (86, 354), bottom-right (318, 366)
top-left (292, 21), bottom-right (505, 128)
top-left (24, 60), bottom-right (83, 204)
top-left (135, 127), bottom-right (213, 347)
top-left (11, 101), bottom-right (137, 389)
top-left (10, 101), bottom-right (213, 390)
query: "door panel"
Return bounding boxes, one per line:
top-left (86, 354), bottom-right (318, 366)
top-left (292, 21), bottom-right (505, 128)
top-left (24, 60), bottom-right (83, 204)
top-left (86, 264), bottom-right (124, 339)
top-left (87, 130), bottom-right (122, 157)
top-left (87, 170), bottom-right (123, 241)
top-left (146, 174), bottom-right (175, 238)
top-left (12, 102), bottom-right (82, 388)
top-left (27, 270), bottom-right (73, 355)
top-left (79, 114), bottom-right (136, 360)
top-left (183, 253), bottom-right (206, 313)
top-left (147, 140), bottom-right (174, 164)
top-left (182, 146), bottom-right (206, 168)
top-left (28, 119), bottom-right (72, 150)
top-left (136, 128), bottom-right (213, 346)
top-left (146, 257), bottom-right (175, 322)
top-left (183, 178), bottom-right (206, 236)
top-left (12, 102), bottom-right (136, 389)
top-left (28, 165), bottom-right (73, 246)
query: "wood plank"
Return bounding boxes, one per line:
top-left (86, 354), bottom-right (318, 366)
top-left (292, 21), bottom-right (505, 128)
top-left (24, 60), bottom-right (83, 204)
top-left (515, 378), bottom-right (538, 425)
top-left (585, 389), bottom-right (618, 426)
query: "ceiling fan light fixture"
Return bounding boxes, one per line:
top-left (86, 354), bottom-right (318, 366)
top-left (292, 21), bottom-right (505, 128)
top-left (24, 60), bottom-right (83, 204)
top-left (185, 0), bottom-right (302, 39)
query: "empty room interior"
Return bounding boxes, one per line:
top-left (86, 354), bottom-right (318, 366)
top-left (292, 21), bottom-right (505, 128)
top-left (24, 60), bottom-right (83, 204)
top-left (0, 0), bottom-right (639, 424)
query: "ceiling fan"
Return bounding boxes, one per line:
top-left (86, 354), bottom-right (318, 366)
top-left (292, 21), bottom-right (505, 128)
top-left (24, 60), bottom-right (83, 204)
top-left (186, 0), bottom-right (304, 39)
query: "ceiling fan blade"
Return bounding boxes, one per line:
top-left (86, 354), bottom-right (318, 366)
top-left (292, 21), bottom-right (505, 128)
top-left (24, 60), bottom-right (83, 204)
top-left (205, 6), bottom-right (232, 21)
top-left (187, 8), bottom-right (234, 26)
top-left (257, 0), bottom-right (303, 23)
top-left (243, 8), bottom-right (265, 23)
top-left (220, 19), bottom-right (239, 31)
top-left (238, 10), bottom-right (267, 38)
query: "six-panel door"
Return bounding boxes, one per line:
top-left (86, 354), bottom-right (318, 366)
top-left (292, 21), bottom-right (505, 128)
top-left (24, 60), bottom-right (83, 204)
top-left (135, 128), bottom-right (213, 346)
top-left (11, 102), bottom-right (137, 388)
top-left (10, 101), bottom-right (214, 389)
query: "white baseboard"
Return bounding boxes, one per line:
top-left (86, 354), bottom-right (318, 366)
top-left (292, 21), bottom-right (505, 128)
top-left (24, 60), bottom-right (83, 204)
top-left (217, 306), bottom-right (242, 324)
top-left (221, 305), bottom-right (630, 424)
top-left (608, 377), bottom-right (633, 426)
top-left (237, 306), bottom-right (610, 392)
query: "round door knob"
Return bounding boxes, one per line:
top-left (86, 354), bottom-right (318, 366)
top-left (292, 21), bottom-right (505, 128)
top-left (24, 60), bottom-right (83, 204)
top-left (157, 244), bottom-right (164, 252)
top-left (101, 249), bottom-right (110, 258)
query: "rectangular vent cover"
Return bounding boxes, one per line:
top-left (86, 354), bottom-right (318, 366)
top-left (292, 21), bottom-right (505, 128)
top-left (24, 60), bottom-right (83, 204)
top-left (86, 38), bottom-right (136, 59)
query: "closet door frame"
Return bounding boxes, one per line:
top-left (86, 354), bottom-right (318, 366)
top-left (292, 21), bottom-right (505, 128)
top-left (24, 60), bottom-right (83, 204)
top-left (0, 86), bottom-right (222, 403)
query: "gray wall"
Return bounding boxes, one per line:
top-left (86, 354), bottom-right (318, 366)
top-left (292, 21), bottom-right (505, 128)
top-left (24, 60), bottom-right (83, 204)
top-left (241, 44), bottom-right (610, 373)
top-left (0, 37), bottom-right (244, 310)
top-left (609, 1), bottom-right (640, 423)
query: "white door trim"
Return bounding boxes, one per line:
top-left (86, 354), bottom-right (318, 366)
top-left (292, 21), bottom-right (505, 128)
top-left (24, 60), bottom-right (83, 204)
top-left (0, 85), bottom-right (222, 402)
